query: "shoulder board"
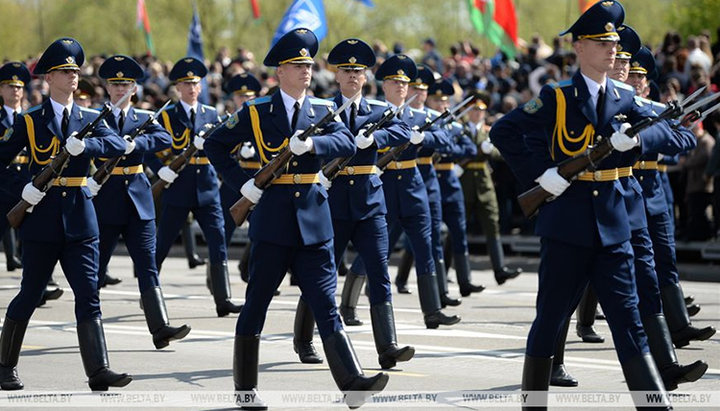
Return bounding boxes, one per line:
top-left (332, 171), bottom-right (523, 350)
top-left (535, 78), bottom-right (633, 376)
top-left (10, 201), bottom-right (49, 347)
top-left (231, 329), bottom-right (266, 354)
top-left (409, 108), bottom-right (425, 116)
top-left (247, 96), bottom-right (272, 106)
top-left (309, 97), bottom-right (333, 107)
top-left (21, 105), bottom-right (43, 116)
top-left (134, 108), bottom-right (154, 115)
top-left (610, 79), bottom-right (634, 92)
top-left (166, 104), bottom-right (176, 110)
top-left (551, 80), bottom-right (572, 89)
top-left (201, 104), bottom-right (216, 111)
top-left (425, 108), bottom-right (441, 116)
top-left (650, 100), bottom-right (666, 111)
top-left (452, 121), bottom-right (462, 128)
top-left (366, 99), bottom-right (388, 107)
top-left (80, 107), bottom-right (101, 114)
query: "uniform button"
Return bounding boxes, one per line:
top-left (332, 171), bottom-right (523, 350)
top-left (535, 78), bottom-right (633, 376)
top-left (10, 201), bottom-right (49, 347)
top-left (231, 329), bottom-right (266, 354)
top-left (639, 176), bottom-right (644, 181)
top-left (349, 180), bottom-right (354, 185)
top-left (474, 171), bottom-right (479, 177)
top-left (61, 191), bottom-right (67, 197)
top-left (125, 180), bottom-right (129, 186)
top-left (294, 192), bottom-right (300, 198)
top-left (292, 161), bottom-right (298, 166)
top-left (122, 156), bottom-right (126, 160)
top-left (397, 175), bottom-right (402, 180)
top-left (592, 190), bottom-right (599, 197)
top-left (196, 169), bottom-right (201, 174)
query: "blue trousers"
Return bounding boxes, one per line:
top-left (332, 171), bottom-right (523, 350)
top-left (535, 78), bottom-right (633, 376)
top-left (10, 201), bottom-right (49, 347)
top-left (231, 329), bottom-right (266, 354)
top-left (7, 238), bottom-right (101, 323)
top-left (332, 216), bottom-right (391, 305)
top-left (647, 210), bottom-right (680, 288)
top-left (441, 199), bottom-right (469, 255)
top-left (156, 202), bottom-right (228, 266)
top-left (527, 238), bottom-right (648, 363)
top-left (220, 183), bottom-right (241, 246)
top-left (98, 218), bottom-right (160, 293)
top-left (236, 240), bottom-right (343, 338)
top-left (630, 228), bottom-right (662, 317)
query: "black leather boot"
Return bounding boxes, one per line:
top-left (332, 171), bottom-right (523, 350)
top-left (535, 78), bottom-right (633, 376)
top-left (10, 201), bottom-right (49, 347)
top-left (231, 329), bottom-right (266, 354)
top-left (436, 258), bottom-right (461, 307)
top-left (182, 221), bottom-right (205, 269)
top-left (293, 299), bottom-right (323, 364)
top-left (370, 302), bottom-right (415, 369)
top-left (339, 271), bottom-right (366, 326)
top-left (3, 230), bottom-right (22, 272)
top-left (141, 287), bottom-right (191, 349)
top-left (488, 236), bottom-right (521, 285)
top-left (394, 249), bottom-right (413, 294)
top-left (233, 334), bottom-right (267, 410)
top-left (239, 242), bottom-right (251, 283)
top-left (323, 330), bottom-right (389, 409)
top-left (37, 286), bottom-right (64, 307)
top-left (210, 262), bottom-right (243, 317)
top-left (337, 258), bottom-right (349, 277)
top-left (643, 314), bottom-right (708, 391)
top-left (77, 318), bottom-right (132, 391)
top-left (661, 283), bottom-right (716, 348)
top-left (621, 353), bottom-right (672, 410)
top-left (0, 317), bottom-right (27, 390)
top-left (575, 287), bottom-right (604, 343)
top-left (686, 304), bottom-right (700, 317)
top-left (521, 355), bottom-right (552, 411)
top-left (455, 252), bottom-right (485, 297)
top-left (417, 274), bottom-right (461, 329)
top-left (550, 317), bottom-right (578, 387)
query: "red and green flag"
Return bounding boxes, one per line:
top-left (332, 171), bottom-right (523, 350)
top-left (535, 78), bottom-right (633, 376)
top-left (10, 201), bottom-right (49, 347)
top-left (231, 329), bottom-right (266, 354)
top-left (136, 0), bottom-right (155, 56)
top-left (467, 0), bottom-right (518, 59)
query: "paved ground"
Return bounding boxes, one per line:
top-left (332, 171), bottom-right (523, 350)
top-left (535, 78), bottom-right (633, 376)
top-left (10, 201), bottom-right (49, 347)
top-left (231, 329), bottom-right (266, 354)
top-left (0, 247), bottom-right (718, 410)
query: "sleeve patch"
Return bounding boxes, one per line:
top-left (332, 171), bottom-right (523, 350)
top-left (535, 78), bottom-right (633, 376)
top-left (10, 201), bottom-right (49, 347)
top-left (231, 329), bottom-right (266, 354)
top-left (226, 112), bottom-right (239, 129)
top-left (523, 97), bottom-right (543, 114)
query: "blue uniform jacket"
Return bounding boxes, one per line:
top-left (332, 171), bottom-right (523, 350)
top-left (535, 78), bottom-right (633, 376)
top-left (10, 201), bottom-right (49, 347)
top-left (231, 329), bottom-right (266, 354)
top-left (436, 121), bottom-right (477, 205)
top-left (0, 100), bottom-right (125, 242)
top-left (490, 71), bottom-right (693, 248)
top-left (158, 103), bottom-right (221, 208)
top-left (205, 91), bottom-right (355, 247)
top-left (94, 106), bottom-right (171, 223)
top-left (328, 94), bottom-right (410, 221)
top-left (0, 109), bottom-right (29, 199)
top-left (416, 108), bottom-right (455, 205)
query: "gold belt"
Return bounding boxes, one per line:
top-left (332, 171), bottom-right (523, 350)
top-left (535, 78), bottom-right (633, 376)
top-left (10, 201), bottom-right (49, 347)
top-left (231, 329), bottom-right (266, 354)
top-left (658, 164), bottom-right (668, 172)
top-left (52, 177), bottom-right (87, 187)
top-left (465, 161), bottom-right (487, 169)
top-left (239, 160), bottom-right (262, 169)
top-left (110, 165), bottom-right (144, 175)
top-left (189, 157), bottom-right (210, 165)
top-left (416, 157), bottom-right (433, 165)
top-left (385, 160), bottom-right (417, 170)
top-left (633, 160), bottom-right (659, 170)
top-left (12, 156), bottom-right (29, 164)
top-left (434, 162), bottom-right (455, 171)
top-left (337, 165), bottom-right (379, 176)
top-left (577, 167), bottom-right (633, 182)
top-left (271, 173), bottom-right (320, 185)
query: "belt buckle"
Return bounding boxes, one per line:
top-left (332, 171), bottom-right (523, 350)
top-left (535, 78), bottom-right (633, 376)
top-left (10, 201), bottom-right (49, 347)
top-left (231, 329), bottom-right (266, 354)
top-left (347, 166), bottom-right (355, 175)
top-left (59, 177), bottom-right (67, 186)
top-left (594, 171), bottom-right (602, 181)
top-left (123, 167), bottom-right (130, 175)
top-left (293, 174), bottom-right (302, 184)
top-left (395, 161), bottom-right (402, 169)
top-left (640, 161), bottom-right (646, 169)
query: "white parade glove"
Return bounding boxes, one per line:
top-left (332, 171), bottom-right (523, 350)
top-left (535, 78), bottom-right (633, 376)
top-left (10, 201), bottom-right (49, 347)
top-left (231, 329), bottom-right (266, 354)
top-left (22, 183), bottom-right (45, 210)
top-left (87, 178), bottom-right (102, 196)
top-left (241, 178), bottom-right (264, 204)
top-left (193, 135), bottom-right (205, 150)
top-left (453, 164), bottom-right (465, 178)
top-left (535, 167), bottom-right (570, 197)
top-left (158, 166), bottom-right (178, 183)
top-left (355, 129), bottom-right (375, 149)
top-left (289, 130), bottom-right (313, 155)
top-left (240, 143), bottom-right (256, 159)
top-left (610, 123), bottom-right (639, 152)
top-left (65, 132), bottom-right (85, 156)
top-left (318, 171), bottom-right (332, 189)
top-left (123, 135), bottom-right (136, 155)
top-left (410, 129), bottom-right (425, 145)
top-left (480, 140), bottom-right (494, 155)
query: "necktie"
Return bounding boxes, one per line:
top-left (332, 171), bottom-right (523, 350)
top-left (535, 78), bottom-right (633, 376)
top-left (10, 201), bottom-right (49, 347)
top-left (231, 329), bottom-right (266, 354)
top-left (9, 111), bottom-right (15, 126)
top-left (349, 102), bottom-right (357, 132)
top-left (189, 108), bottom-right (196, 130)
top-left (596, 87), bottom-right (605, 121)
top-left (61, 108), bottom-right (70, 138)
top-left (291, 101), bottom-right (300, 131)
top-left (118, 111), bottom-right (125, 133)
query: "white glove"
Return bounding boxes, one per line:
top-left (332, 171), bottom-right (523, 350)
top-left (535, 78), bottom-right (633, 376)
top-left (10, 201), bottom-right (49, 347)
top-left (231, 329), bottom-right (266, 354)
top-left (65, 132), bottom-right (85, 156)
top-left (355, 129), bottom-right (375, 150)
top-left (22, 183), bottom-right (45, 207)
top-left (535, 167), bottom-right (570, 197)
top-left (410, 129), bottom-right (425, 145)
top-left (158, 166), bottom-right (178, 183)
top-left (193, 135), bottom-right (205, 150)
top-left (87, 178), bottom-right (102, 196)
top-left (318, 171), bottom-right (332, 189)
top-left (240, 143), bottom-right (256, 159)
top-left (453, 164), bottom-right (464, 178)
top-left (480, 140), bottom-right (494, 155)
top-left (610, 123), bottom-right (639, 152)
top-left (241, 178), bottom-right (264, 204)
top-left (289, 130), bottom-right (313, 155)
top-left (123, 135), bottom-right (136, 155)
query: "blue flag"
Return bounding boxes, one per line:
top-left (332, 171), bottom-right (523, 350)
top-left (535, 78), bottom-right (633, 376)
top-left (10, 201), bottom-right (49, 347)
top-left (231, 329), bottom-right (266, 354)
top-left (187, 3), bottom-right (209, 104)
top-left (272, 0), bottom-right (327, 46)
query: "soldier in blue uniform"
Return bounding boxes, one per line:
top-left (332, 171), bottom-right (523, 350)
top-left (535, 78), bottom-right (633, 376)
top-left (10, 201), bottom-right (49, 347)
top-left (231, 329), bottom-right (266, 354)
top-left (205, 28), bottom-right (388, 408)
top-left (490, 2), bottom-right (688, 407)
top-left (0, 38), bottom-right (131, 391)
top-left (87, 55), bottom-right (191, 349)
top-left (151, 57), bottom-right (242, 318)
top-left (348, 55), bottom-right (461, 329)
top-left (318, 38), bottom-right (415, 369)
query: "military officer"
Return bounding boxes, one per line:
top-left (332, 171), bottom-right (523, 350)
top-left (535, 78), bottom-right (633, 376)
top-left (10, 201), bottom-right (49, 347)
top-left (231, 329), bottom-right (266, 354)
top-left (490, 2), bottom-right (689, 407)
top-left (347, 55), bottom-right (461, 329)
top-left (319, 38), bottom-right (415, 370)
top-left (205, 28), bottom-right (388, 408)
top-left (152, 57), bottom-right (242, 317)
top-left (0, 38), bottom-right (131, 391)
top-left (87, 55), bottom-right (191, 349)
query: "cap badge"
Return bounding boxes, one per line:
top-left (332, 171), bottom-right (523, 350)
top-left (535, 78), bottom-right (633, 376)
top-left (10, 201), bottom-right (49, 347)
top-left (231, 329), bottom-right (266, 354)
top-left (187, 71), bottom-right (194, 77)
top-left (347, 39), bottom-right (358, 45)
top-left (116, 71), bottom-right (124, 78)
top-left (602, 1), bottom-right (614, 6)
top-left (184, 58), bottom-right (193, 63)
top-left (605, 22), bottom-right (614, 32)
top-left (66, 56), bottom-right (75, 64)
top-left (114, 56), bottom-right (125, 61)
top-left (348, 56), bottom-right (357, 64)
top-left (62, 39), bottom-right (73, 45)
top-left (296, 29), bottom-right (308, 34)
top-left (397, 69), bottom-right (405, 75)
top-left (11, 75), bottom-right (18, 80)
top-left (299, 48), bottom-right (308, 57)
top-left (12, 63), bottom-right (20, 68)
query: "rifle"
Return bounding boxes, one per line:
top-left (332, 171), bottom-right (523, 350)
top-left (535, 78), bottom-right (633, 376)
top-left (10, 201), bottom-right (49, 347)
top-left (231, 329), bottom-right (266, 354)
top-left (516, 89), bottom-right (720, 218)
top-left (377, 94), bottom-right (475, 170)
top-left (151, 112), bottom-right (231, 200)
top-left (6, 89), bottom-right (133, 228)
top-left (228, 91), bottom-right (360, 226)
top-left (92, 99), bottom-right (171, 185)
top-left (321, 94), bottom-right (417, 181)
